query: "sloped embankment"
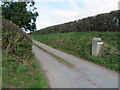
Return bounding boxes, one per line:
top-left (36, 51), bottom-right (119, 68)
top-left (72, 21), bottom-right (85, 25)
top-left (2, 18), bottom-right (47, 88)
top-left (32, 32), bottom-right (119, 72)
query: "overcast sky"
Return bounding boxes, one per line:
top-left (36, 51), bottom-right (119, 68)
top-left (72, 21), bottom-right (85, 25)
top-left (34, 0), bottom-right (119, 30)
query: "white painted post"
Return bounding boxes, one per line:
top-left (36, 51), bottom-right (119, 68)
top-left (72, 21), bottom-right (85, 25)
top-left (92, 38), bottom-right (103, 56)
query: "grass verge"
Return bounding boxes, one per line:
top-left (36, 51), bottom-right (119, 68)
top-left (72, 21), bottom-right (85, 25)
top-left (2, 51), bottom-right (48, 88)
top-left (31, 32), bottom-right (120, 72)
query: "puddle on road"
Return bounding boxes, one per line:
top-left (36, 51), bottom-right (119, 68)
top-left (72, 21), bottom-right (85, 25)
top-left (34, 44), bottom-right (75, 69)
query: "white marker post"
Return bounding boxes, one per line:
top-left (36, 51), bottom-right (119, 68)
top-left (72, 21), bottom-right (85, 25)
top-left (92, 38), bottom-right (104, 56)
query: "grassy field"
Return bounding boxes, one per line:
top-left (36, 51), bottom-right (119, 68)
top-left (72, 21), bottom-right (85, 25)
top-left (31, 32), bottom-right (120, 72)
top-left (2, 51), bottom-right (48, 88)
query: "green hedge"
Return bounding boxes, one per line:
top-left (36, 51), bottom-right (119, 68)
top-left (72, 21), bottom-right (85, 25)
top-left (33, 10), bottom-right (120, 34)
top-left (2, 18), bottom-right (32, 59)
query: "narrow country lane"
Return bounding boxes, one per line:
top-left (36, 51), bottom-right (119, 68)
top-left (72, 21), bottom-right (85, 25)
top-left (32, 40), bottom-right (118, 88)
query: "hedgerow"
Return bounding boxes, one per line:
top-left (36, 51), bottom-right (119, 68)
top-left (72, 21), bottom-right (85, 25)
top-left (33, 10), bottom-right (120, 34)
top-left (2, 17), bottom-right (32, 59)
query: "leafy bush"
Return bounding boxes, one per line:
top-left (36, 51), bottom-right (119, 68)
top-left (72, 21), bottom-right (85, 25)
top-left (2, 18), bottom-right (48, 88)
top-left (2, 18), bottom-right (32, 59)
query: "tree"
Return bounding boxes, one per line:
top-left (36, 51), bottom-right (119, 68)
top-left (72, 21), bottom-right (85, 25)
top-left (1, 1), bottom-right (39, 32)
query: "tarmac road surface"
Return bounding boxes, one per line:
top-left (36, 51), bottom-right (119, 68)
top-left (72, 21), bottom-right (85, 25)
top-left (32, 40), bottom-right (118, 88)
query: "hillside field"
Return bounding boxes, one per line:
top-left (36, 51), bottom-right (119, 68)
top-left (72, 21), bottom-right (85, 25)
top-left (31, 32), bottom-right (120, 72)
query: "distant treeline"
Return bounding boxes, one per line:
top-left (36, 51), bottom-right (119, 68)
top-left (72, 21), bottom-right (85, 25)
top-left (34, 10), bottom-right (120, 34)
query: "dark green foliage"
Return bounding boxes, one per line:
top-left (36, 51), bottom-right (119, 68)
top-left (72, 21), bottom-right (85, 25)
top-left (2, 18), bottom-right (48, 88)
top-left (31, 32), bottom-right (120, 72)
top-left (2, 18), bottom-right (32, 59)
top-left (2, 1), bottom-right (39, 32)
top-left (32, 10), bottom-right (120, 34)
